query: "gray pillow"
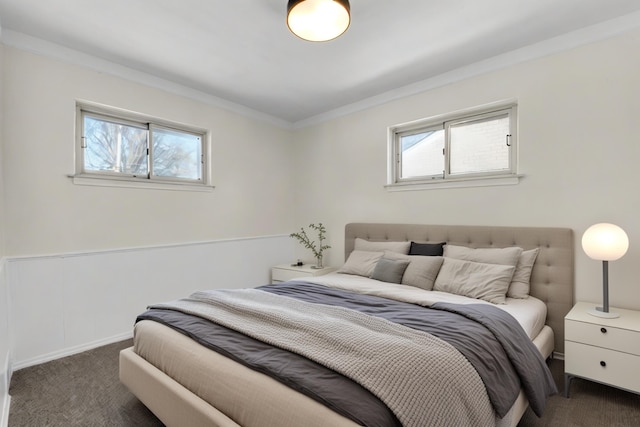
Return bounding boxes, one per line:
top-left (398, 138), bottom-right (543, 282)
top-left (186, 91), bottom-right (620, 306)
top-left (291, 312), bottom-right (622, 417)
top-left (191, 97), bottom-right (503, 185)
top-left (337, 250), bottom-right (383, 277)
top-left (433, 257), bottom-right (516, 304)
top-left (370, 258), bottom-right (410, 284)
top-left (508, 248), bottom-right (539, 298)
top-left (354, 238), bottom-right (411, 254)
top-left (383, 251), bottom-right (444, 290)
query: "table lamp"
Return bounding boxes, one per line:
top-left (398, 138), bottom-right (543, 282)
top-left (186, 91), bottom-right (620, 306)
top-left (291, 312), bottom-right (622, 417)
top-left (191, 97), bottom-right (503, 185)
top-left (581, 223), bottom-right (629, 318)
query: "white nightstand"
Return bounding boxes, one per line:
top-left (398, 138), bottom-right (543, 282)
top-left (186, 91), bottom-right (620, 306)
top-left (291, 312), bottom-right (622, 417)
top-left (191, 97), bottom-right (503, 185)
top-left (564, 301), bottom-right (640, 397)
top-left (271, 263), bottom-right (337, 283)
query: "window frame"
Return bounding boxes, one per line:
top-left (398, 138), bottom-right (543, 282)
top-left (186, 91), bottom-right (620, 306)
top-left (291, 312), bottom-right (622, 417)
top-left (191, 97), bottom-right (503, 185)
top-left (73, 102), bottom-right (212, 192)
top-left (387, 102), bottom-right (519, 191)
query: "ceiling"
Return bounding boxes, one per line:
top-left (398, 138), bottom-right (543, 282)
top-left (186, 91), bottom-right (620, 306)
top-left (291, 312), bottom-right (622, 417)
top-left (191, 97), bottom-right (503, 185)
top-left (1, 0), bottom-right (640, 126)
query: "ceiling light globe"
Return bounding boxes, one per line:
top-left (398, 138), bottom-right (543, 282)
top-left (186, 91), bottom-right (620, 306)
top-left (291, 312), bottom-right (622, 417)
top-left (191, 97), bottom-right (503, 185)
top-left (287, 0), bottom-right (351, 42)
top-left (582, 223), bottom-right (629, 261)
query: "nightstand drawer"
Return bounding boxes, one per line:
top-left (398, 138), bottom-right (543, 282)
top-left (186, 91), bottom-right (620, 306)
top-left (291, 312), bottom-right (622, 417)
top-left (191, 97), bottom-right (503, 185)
top-left (566, 319), bottom-right (640, 356)
top-left (272, 268), bottom-right (311, 283)
top-left (565, 341), bottom-right (640, 393)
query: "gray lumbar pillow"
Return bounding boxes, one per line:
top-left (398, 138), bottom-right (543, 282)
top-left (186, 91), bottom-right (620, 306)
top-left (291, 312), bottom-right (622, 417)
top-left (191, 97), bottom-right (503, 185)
top-left (370, 257), bottom-right (410, 284)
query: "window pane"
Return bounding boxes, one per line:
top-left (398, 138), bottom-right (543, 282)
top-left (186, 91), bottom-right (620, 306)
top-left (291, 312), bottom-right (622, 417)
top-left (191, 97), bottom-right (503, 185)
top-left (152, 127), bottom-right (202, 181)
top-left (449, 115), bottom-right (510, 175)
top-left (83, 115), bottom-right (148, 175)
top-left (400, 129), bottom-right (444, 179)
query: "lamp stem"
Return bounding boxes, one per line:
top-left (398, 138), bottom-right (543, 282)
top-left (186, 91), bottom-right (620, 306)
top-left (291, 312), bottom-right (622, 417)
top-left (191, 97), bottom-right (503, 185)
top-left (602, 260), bottom-right (609, 313)
top-left (588, 259), bottom-right (618, 318)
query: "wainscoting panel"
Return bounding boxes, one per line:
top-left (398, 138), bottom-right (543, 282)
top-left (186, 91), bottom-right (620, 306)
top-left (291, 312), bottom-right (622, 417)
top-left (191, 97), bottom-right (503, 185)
top-left (7, 235), bottom-right (293, 369)
top-left (0, 258), bottom-right (10, 427)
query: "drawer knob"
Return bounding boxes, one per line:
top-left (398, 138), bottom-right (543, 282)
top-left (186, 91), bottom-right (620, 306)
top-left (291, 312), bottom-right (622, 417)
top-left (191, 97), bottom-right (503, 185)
top-left (600, 361), bottom-right (607, 367)
top-left (600, 327), bottom-right (607, 334)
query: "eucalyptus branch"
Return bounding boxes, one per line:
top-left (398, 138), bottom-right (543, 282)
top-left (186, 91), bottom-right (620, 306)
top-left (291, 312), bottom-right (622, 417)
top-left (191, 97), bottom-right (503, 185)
top-left (290, 223), bottom-right (331, 260)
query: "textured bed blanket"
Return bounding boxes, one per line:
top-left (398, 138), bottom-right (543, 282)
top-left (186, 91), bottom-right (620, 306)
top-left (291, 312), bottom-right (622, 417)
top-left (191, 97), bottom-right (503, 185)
top-left (263, 281), bottom-right (555, 417)
top-left (152, 288), bottom-right (496, 427)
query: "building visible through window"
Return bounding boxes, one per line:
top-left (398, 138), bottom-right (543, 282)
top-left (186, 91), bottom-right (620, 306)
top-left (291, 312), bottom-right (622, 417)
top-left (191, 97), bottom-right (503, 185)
top-left (388, 103), bottom-right (517, 189)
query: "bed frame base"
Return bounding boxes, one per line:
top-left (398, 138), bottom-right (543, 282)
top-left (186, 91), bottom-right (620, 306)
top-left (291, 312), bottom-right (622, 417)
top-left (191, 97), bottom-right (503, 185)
top-left (120, 347), bottom-right (240, 427)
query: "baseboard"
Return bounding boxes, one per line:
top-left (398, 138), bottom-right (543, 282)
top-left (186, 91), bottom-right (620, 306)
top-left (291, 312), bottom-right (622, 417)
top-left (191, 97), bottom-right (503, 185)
top-left (11, 331), bottom-right (133, 372)
top-left (0, 394), bottom-right (9, 427)
top-left (0, 355), bottom-right (8, 427)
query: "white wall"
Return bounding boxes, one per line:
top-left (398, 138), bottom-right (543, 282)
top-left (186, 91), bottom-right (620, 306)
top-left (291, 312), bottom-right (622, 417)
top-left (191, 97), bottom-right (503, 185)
top-left (293, 29), bottom-right (640, 311)
top-left (2, 47), bottom-right (296, 257)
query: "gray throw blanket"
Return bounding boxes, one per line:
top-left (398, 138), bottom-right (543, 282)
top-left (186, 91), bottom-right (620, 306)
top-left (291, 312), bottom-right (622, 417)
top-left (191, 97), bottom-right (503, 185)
top-left (153, 288), bottom-right (495, 427)
top-left (431, 302), bottom-right (557, 417)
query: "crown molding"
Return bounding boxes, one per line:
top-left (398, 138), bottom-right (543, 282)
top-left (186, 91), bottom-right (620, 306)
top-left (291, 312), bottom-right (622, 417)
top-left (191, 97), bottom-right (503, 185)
top-left (0, 30), bottom-right (293, 130)
top-left (292, 10), bottom-right (640, 129)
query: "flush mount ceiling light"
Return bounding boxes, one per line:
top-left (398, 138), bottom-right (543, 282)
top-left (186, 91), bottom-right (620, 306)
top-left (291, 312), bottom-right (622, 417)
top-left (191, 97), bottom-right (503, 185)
top-left (287, 0), bottom-right (351, 42)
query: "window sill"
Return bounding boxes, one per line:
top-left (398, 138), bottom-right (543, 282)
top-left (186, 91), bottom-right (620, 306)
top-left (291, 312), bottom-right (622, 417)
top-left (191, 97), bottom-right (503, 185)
top-left (69, 174), bottom-right (215, 192)
top-left (385, 174), bottom-right (521, 192)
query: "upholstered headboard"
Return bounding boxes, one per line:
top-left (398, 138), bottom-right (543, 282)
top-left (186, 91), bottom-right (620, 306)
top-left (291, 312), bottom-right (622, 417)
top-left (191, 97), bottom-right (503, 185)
top-left (344, 223), bottom-right (574, 354)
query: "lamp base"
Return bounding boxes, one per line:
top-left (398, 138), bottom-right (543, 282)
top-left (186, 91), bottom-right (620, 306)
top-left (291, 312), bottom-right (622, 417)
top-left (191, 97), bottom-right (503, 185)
top-left (588, 307), bottom-right (620, 319)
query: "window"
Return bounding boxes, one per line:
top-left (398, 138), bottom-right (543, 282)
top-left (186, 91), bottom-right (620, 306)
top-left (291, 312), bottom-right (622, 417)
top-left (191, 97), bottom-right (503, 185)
top-left (74, 103), bottom-right (211, 190)
top-left (388, 103), bottom-right (518, 190)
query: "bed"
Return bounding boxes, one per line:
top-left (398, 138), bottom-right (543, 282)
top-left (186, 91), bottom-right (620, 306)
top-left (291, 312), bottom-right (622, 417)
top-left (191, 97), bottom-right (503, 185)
top-left (119, 223), bottom-right (574, 427)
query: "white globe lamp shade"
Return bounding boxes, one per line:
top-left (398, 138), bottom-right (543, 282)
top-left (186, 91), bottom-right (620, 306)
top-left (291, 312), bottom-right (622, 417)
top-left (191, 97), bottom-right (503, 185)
top-left (582, 223), bottom-right (629, 261)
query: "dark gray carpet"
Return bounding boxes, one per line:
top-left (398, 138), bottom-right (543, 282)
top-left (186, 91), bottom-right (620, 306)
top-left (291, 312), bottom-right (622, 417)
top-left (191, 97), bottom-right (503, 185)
top-left (8, 340), bottom-right (640, 426)
top-left (8, 339), bottom-right (163, 426)
top-left (518, 355), bottom-right (640, 427)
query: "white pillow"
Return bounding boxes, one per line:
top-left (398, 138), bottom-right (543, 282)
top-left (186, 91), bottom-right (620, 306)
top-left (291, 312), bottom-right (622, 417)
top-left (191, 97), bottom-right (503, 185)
top-left (354, 238), bottom-right (410, 255)
top-left (337, 250), bottom-right (383, 277)
top-left (383, 251), bottom-right (444, 291)
top-left (433, 258), bottom-right (516, 304)
top-left (508, 248), bottom-right (539, 299)
top-left (443, 245), bottom-right (523, 267)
